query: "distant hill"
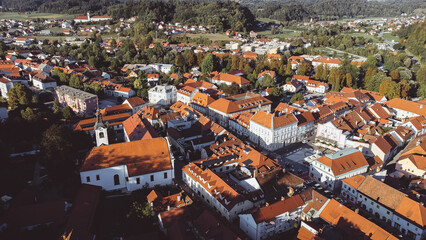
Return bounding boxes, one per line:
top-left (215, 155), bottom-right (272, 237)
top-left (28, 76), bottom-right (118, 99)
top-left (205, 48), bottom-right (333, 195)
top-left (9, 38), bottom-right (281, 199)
top-left (252, 0), bottom-right (426, 22)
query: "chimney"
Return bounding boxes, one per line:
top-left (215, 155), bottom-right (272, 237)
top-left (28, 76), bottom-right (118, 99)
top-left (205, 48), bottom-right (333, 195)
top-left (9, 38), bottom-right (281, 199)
top-left (421, 104), bottom-right (424, 109)
top-left (177, 193), bottom-right (182, 202)
top-left (355, 208), bottom-right (359, 214)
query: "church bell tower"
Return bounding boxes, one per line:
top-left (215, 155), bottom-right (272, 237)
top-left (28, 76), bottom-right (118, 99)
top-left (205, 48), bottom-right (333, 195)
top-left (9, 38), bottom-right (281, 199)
top-left (94, 109), bottom-right (109, 147)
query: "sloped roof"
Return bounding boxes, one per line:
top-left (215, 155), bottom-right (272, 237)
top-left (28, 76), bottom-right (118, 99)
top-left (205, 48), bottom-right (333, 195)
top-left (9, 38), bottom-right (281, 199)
top-left (191, 92), bottom-right (215, 107)
top-left (211, 73), bottom-right (250, 85)
top-left (341, 175), bottom-right (366, 190)
top-left (356, 176), bottom-right (405, 210)
top-left (250, 111), bottom-right (298, 129)
top-left (122, 112), bottom-right (158, 142)
top-left (395, 197), bottom-right (426, 227)
top-left (80, 138), bottom-right (172, 176)
top-left (385, 98), bottom-right (426, 117)
top-left (125, 97), bottom-right (145, 107)
top-left (316, 149), bottom-right (369, 176)
top-left (252, 194), bottom-right (305, 223)
top-left (320, 199), bottom-right (398, 240)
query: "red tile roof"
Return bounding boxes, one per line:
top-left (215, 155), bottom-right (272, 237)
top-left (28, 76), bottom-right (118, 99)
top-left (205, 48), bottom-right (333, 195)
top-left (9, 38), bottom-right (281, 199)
top-left (80, 138), bottom-right (172, 176)
top-left (317, 150), bottom-right (369, 176)
top-left (122, 112), bottom-right (158, 141)
top-left (252, 194), bottom-right (305, 223)
top-left (251, 111), bottom-right (298, 129)
top-left (211, 72), bottom-right (250, 86)
top-left (320, 199), bottom-right (398, 240)
top-left (385, 98), bottom-right (426, 117)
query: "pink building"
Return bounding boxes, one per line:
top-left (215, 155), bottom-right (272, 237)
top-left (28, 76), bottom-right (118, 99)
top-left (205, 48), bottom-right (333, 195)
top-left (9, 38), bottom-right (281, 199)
top-left (55, 85), bottom-right (98, 117)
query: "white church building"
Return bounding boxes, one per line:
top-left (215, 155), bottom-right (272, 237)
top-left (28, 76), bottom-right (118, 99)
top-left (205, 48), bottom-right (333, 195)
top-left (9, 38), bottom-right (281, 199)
top-left (80, 137), bottom-right (175, 191)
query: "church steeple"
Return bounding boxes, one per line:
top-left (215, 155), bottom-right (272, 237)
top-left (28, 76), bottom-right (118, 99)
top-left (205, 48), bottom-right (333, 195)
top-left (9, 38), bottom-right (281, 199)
top-left (94, 108), bottom-right (109, 146)
top-left (94, 109), bottom-right (106, 130)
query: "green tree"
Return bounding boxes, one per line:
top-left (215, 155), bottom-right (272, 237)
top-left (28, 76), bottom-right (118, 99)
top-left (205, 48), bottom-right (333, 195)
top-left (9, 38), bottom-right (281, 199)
top-left (261, 75), bottom-right (274, 88)
top-left (7, 83), bottom-right (32, 109)
top-left (40, 124), bottom-right (74, 180)
top-left (53, 98), bottom-right (62, 114)
top-left (20, 107), bottom-right (36, 121)
top-left (297, 62), bottom-right (313, 76)
top-left (134, 78), bottom-right (143, 90)
top-left (201, 53), bottom-right (214, 73)
top-left (223, 82), bottom-right (241, 96)
top-left (126, 201), bottom-right (154, 220)
top-left (389, 70), bottom-right (400, 81)
top-left (62, 106), bottom-right (76, 120)
top-left (69, 74), bottom-right (83, 89)
top-left (271, 26), bottom-right (276, 35)
top-left (362, 56), bottom-right (377, 69)
top-left (269, 87), bottom-right (283, 98)
top-left (416, 66), bottom-right (426, 98)
top-left (175, 54), bottom-right (185, 69)
top-left (290, 93), bottom-right (304, 103)
top-left (314, 64), bottom-right (324, 80)
top-left (345, 73), bottom-right (353, 88)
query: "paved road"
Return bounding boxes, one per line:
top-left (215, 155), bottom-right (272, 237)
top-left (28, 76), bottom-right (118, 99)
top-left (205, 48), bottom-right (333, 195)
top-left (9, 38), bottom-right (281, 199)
top-left (324, 47), bottom-right (367, 61)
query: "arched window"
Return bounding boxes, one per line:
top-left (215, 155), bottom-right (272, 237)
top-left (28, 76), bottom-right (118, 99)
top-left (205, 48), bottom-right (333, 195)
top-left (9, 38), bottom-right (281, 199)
top-left (99, 132), bottom-right (104, 138)
top-left (114, 174), bottom-right (120, 185)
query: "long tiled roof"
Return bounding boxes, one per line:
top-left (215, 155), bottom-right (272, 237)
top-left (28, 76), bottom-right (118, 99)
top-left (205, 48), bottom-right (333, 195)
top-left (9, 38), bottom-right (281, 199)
top-left (320, 199), bottom-right (398, 240)
top-left (250, 111), bottom-right (298, 129)
top-left (251, 194), bottom-right (305, 223)
top-left (80, 138), bottom-right (172, 176)
top-left (208, 93), bottom-right (271, 114)
top-left (211, 72), bottom-right (250, 85)
top-left (316, 149), bottom-right (369, 176)
top-left (385, 98), bottom-right (426, 116)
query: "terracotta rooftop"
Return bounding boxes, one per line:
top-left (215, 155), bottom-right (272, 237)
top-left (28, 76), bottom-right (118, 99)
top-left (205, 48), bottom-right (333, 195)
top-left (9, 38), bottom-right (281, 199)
top-left (211, 72), bottom-right (250, 86)
top-left (385, 98), bottom-right (426, 117)
top-left (395, 197), bottom-right (426, 228)
top-left (316, 149), bottom-right (369, 176)
top-left (320, 199), bottom-right (398, 240)
top-left (80, 138), bottom-right (172, 177)
top-left (356, 176), bottom-right (406, 210)
top-left (208, 93), bottom-right (271, 114)
top-left (341, 175), bottom-right (366, 190)
top-left (252, 194), bottom-right (305, 223)
top-left (250, 111), bottom-right (298, 129)
top-left (100, 104), bottom-right (132, 116)
top-left (123, 112), bottom-right (158, 142)
top-left (191, 92), bottom-right (215, 107)
top-left (63, 184), bottom-right (101, 240)
top-left (125, 97), bottom-right (145, 107)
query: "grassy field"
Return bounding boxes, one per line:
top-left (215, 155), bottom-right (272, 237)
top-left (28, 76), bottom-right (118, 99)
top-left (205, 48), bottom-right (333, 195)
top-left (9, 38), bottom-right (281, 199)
top-left (0, 12), bottom-right (75, 20)
top-left (382, 32), bottom-right (400, 42)
top-left (258, 17), bottom-right (282, 24)
top-left (184, 33), bottom-right (234, 42)
top-left (256, 29), bottom-right (301, 39)
top-left (342, 32), bottom-right (379, 43)
top-left (26, 35), bottom-right (68, 41)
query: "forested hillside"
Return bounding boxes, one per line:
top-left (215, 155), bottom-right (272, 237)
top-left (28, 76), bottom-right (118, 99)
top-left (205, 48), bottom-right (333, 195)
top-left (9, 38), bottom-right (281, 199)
top-left (254, 0), bottom-right (426, 21)
top-left (108, 1), bottom-right (255, 32)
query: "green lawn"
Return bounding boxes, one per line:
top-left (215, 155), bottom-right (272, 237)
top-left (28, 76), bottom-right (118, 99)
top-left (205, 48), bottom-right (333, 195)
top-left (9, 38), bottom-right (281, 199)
top-left (342, 32), bottom-right (379, 43)
top-left (0, 12), bottom-right (75, 21)
top-left (382, 32), bottom-right (400, 42)
top-left (26, 35), bottom-right (68, 41)
top-left (256, 29), bottom-right (301, 39)
top-left (184, 33), bottom-right (234, 42)
top-left (257, 17), bottom-right (282, 24)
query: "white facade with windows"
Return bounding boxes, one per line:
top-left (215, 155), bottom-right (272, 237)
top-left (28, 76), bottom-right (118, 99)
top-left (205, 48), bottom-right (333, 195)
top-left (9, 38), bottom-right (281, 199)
top-left (316, 121), bottom-right (348, 149)
top-left (148, 85), bottom-right (177, 105)
top-left (239, 198), bottom-right (305, 240)
top-left (80, 166), bottom-right (173, 191)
